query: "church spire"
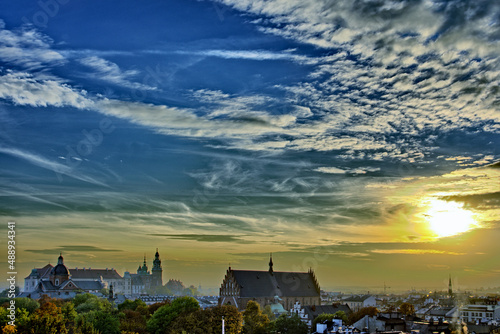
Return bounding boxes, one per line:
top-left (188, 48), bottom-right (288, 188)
top-left (269, 253), bottom-right (273, 275)
top-left (448, 274), bottom-right (453, 296)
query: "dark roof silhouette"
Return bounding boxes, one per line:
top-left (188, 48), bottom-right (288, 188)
top-left (25, 264), bottom-right (53, 279)
top-left (70, 268), bottom-right (122, 280)
top-left (231, 269), bottom-right (320, 298)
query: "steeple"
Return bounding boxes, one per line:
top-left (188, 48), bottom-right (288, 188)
top-left (151, 249), bottom-right (163, 287)
top-left (448, 274), bottom-right (453, 297)
top-left (269, 253), bottom-right (273, 275)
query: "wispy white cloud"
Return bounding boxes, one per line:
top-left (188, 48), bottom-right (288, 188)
top-left (0, 71), bottom-right (92, 108)
top-left (0, 20), bottom-right (65, 69)
top-left (78, 56), bottom-right (157, 90)
top-left (0, 146), bottom-right (107, 187)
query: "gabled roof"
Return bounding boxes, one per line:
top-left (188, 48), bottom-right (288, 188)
top-left (344, 295), bottom-right (374, 303)
top-left (69, 268), bottom-right (122, 280)
top-left (37, 279), bottom-right (103, 292)
top-left (231, 269), bottom-right (320, 298)
top-left (25, 264), bottom-right (53, 279)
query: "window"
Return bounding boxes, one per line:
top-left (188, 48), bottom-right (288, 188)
top-left (55, 279), bottom-right (59, 285)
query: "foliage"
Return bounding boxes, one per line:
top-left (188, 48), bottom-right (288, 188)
top-left (2, 324), bottom-right (16, 334)
top-left (26, 301), bottom-right (68, 334)
top-left (182, 285), bottom-right (200, 296)
top-left (118, 299), bottom-right (148, 312)
top-left (271, 313), bottom-right (308, 334)
top-left (61, 301), bottom-right (78, 322)
top-left (243, 301), bottom-right (270, 334)
top-left (168, 304), bottom-right (243, 334)
top-left (14, 297), bottom-right (40, 314)
top-left (147, 285), bottom-right (173, 296)
top-left (398, 302), bottom-right (415, 316)
top-left (148, 301), bottom-right (170, 315)
top-left (119, 310), bottom-right (148, 334)
top-left (263, 305), bottom-right (276, 321)
top-left (165, 280), bottom-right (185, 295)
top-left (147, 296), bottom-right (200, 334)
top-left (76, 310), bottom-right (120, 334)
top-left (73, 293), bottom-right (113, 313)
top-left (348, 306), bottom-right (379, 325)
top-left (312, 311), bottom-right (348, 329)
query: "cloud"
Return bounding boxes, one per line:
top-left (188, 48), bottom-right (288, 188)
top-left (0, 20), bottom-right (65, 69)
top-left (79, 56), bottom-right (157, 90)
top-left (25, 245), bottom-right (122, 254)
top-left (0, 146), bottom-right (107, 187)
top-left (175, 49), bottom-right (313, 64)
top-left (314, 167), bottom-right (346, 174)
top-left (370, 249), bottom-right (465, 255)
top-left (0, 71), bottom-right (91, 108)
top-left (151, 234), bottom-right (253, 243)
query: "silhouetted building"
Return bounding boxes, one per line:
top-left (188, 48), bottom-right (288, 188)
top-left (219, 254), bottom-right (321, 310)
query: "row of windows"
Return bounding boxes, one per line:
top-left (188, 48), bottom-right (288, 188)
top-left (462, 312), bottom-right (494, 318)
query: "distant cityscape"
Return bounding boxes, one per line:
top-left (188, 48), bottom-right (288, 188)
top-left (5, 251), bottom-right (500, 333)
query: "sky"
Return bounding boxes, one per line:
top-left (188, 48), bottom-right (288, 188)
top-left (0, 0), bottom-right (499, 293)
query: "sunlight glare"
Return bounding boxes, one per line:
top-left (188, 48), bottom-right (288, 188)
top-left (424, 199), bottom-right (477, 238)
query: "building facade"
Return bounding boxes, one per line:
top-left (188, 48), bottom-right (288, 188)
top-left (219, 255), bottom-right (321, 310)
top-left (123, 249), bottom-right (163, 295)
top-left (21, 254), bottom-right (104, 299)
top-left (24, 249), bottom-right (164, 296)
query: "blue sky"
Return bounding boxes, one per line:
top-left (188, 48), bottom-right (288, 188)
top-left (1, 0), bottom-right (499, 291)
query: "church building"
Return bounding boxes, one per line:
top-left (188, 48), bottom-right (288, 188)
top-left (23, 249), bottom-right (164, 297)
top-left (22, 254), bottom-right (104, 299)
top-left (219, 255), bottom-right (321, 310)
top-left (123, 249), bottom-right (163, 295)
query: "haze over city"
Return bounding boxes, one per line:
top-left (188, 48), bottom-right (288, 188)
top-left (0, 0), bottom-right (499, 292)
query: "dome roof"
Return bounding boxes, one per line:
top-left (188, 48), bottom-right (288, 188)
top-left (51, 254), bottom-right (69, 276)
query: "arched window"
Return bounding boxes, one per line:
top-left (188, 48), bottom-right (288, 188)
top-left (55, 279), bottom-right (59, 286)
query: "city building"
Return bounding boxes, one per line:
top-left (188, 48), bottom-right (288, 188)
top-left (218, 254), bottom-right (321, 310)
top-left (20, 254), bottom-right (104, 299)
top-left (460, 304), bottom-right (500, 323)
top-left (23, 249), bottom-right (164, 296)
top-left (123, 249), bottom-right (163, 295)
top-left (343, 295), bottom-right (377, 312)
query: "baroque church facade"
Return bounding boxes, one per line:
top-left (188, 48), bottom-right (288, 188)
top-left (23, 250), bottom-right (163, 297)
top-left (219, 255), bottom-right (321, 310)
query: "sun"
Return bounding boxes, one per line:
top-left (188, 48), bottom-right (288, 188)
top-left (423, 199), bottom-right (477, 238)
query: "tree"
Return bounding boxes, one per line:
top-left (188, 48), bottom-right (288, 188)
top-left (263, 305), bottom-right (276, 321)
top-left (76, 310), bottom-right (120, 334)
top-left (243, 301), bottom-right (270, 334)
top-left (165, 280), bottom-right (185, 295)
top-left (312, 311), bottom-right (348, 330)
top-left (14, 297), bottom-right (40, 314)
top-left (168, 304), bottom-right (243, 334)
top-left (27, 301), bottom-right (68, 334)
top-left (2, 324), bottom-right (16, 334)
top-left (398, 302), bottom-right (415, 316)
top-left (271, 313), bottom-right (308, 334)
top-left (147, 296), bottom-right (200, 334)
top-left (348, 306), bottom-right (379, 325)
top-left (119, 310), bottom-right (148, 334)
top-left (73, 293), bottom-right (113, 313)
top-left (118, 299), bottom-right (148, 312)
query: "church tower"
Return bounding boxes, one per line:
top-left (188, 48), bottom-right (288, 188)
top-left (152, 248), bottom-right (163, 287)
top-left (269, 253), bottom-right (273, 275)
top-left (50, 253), bottom-right (70, 286)
top-left (448, 274), bottom-right (453, 297)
